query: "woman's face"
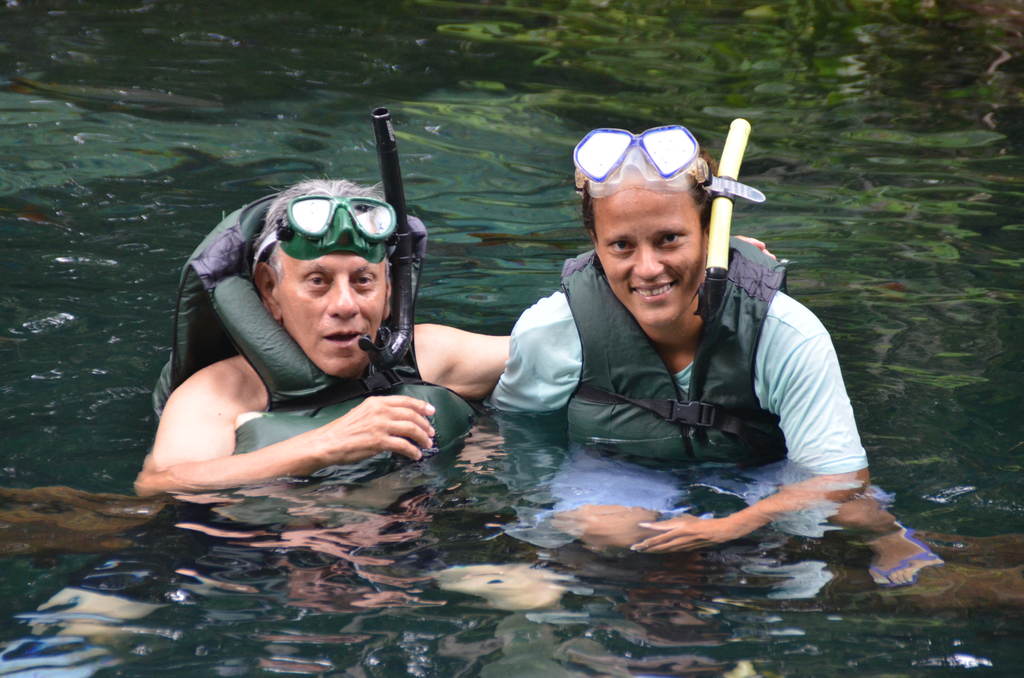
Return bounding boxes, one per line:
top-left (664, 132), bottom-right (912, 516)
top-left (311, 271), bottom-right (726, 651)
top-left (590, 188), bottom-right (707, 342)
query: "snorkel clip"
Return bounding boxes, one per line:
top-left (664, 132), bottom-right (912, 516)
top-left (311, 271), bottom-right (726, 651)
top-left (707, 176), bottom-right (766, 204)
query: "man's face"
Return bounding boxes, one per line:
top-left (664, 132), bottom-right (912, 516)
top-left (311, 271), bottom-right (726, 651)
top-left (256, 251), bottom-right (389, 378)
top-left (591, 188), bottom-right (707, 342)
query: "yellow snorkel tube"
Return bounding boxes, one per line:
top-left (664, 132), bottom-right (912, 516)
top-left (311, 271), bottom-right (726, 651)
top-left (701, 118), bottom-right (753, 320)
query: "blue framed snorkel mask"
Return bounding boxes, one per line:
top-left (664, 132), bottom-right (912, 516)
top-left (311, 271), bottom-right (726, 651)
top-left (573, 125), bottom-right (766, 203)
top-left (277, 195), bottom-right (397, 263)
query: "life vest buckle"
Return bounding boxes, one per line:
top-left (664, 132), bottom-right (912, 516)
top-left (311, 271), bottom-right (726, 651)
top-left (669, 400), bottom-right (718, 428)
top-left (361, 369), bottom-right (403, 394)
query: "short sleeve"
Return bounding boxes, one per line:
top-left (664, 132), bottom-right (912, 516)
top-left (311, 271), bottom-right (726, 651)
top-left (754, 293), bottom-right (869, 475)
top-left (487, 291), bottom-right (582, 412)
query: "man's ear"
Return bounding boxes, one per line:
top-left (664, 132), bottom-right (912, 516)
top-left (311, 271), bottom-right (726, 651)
top-left (253, 262), bottom-right (283, 322)
top-left (383, 274), bottom-right (392, 321)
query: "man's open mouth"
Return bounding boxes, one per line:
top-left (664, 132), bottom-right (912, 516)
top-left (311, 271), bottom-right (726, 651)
top-left (325, 331), bottom-right (362, 344)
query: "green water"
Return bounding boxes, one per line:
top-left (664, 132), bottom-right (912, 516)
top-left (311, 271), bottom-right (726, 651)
top-left (1, 0), bottom-right (1022, 675)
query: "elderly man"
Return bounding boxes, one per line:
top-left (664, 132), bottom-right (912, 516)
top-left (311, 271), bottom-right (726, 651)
top-left (135, 179), bottom-right (508, 496)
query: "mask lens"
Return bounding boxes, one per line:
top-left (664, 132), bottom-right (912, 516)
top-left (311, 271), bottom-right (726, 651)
top-left (639, 126), bottom-right (698, 178)
top-left (574, 129), bottom-right (633, 182)
top-left (349, 200), bottom-right (395, 237)
top-left (289, 198), bottom-right (333, 237)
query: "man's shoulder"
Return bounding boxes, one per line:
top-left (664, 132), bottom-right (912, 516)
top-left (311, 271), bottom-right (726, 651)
top-left (169, 355), bottom-right (266, 413)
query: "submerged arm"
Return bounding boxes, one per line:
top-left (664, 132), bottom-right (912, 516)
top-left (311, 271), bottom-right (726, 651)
top-left (632, 468), bottom-right (869, 552)
top-left (636, 295), bottom-right (870, 551)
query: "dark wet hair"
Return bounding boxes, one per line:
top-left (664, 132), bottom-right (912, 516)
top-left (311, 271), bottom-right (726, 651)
top-left (581, 149), bottom-right (718, 237)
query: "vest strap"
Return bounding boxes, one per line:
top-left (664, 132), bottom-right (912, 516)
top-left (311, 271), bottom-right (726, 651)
top-left (575, 382), bottom-right (750, 438)
top-left (270, 368), bottom-right (425, 413)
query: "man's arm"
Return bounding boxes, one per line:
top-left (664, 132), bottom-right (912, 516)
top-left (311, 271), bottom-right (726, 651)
top-left (135, 358), bottom-right (436, 496)
top-left (414, 324), bottom-right (509, 401)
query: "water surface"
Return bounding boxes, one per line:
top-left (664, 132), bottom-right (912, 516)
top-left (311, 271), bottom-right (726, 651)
top-left (1, 0), bottom-right (1022, 675)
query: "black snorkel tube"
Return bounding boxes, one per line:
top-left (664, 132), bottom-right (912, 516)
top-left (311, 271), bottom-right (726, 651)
top-left (359, 107), bottom-right (416, 369)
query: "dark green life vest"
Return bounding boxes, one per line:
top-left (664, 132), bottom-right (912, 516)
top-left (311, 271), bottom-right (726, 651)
top-left (561, 237), bottom-right (788, 466)
top-left (152, 195), bottom-right (474, 455)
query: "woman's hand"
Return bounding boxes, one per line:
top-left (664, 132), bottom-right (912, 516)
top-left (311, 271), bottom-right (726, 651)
top-left (631, 513), bottom-right (757, 552)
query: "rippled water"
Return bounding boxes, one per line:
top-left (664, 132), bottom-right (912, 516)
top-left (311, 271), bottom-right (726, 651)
top-left (1, 0), bottom-right (1023, 675)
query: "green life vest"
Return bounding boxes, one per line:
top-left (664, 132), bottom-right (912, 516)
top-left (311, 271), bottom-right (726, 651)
top-left (561, 236), bottom-right (788, 466)
top-left (152, 195), bottom-right (474, 455)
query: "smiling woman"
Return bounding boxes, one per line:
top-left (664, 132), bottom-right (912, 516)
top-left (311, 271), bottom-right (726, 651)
top-left (488, 121), bottom-right (900, 565)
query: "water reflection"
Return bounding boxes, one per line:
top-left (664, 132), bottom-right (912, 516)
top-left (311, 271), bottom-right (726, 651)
top-left (0, 486), bottom-right (165, 558)
top-left (1, 463), bottom-right (1023, 676)
top-left (2, 0), bottom-right (1023, 673)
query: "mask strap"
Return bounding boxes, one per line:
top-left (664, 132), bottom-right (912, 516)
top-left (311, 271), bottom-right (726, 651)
top-left (251, 228), bottom-right (280, 273)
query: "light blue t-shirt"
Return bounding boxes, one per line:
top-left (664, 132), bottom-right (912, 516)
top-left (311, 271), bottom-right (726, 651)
top-left (489, 290), bottom-right (868, 476)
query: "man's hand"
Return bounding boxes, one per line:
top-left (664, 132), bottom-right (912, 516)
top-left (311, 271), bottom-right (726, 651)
top-left (318, 396), bottom-right (436, 464)
top-left (735, 235), bottom-right (776, 260)
top-left (136, 358), bottom-right (441, 496)
top-left (631, 513), bottom-right (757, 553)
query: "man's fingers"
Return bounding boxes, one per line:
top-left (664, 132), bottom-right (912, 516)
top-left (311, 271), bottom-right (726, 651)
top-left (381, 407), bottom-right (435, 434)
top-left (385, 420), bottom-right (434, 450)
top-left (385, 437), bottom-right (424, 461)
top-left (735, 235), bottom-right (777, 260)
top-left (374, 395), bottom-right (435, 416)
top-left (360, 398), bottom-right (435, 438)
top-left (375, 398), bottom-right (436, 435)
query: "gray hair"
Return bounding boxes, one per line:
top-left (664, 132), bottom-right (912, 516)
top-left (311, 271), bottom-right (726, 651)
top-left (253, 178), bottom-right (384, 274)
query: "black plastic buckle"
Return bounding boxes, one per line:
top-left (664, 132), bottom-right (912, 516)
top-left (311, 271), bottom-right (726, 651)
top-left (670, 400), bottom-right (718, 428)
top-left (361, 369), bottom-right (402, 394)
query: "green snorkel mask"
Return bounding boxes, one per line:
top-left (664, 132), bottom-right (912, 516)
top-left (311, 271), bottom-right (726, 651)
top-left (277, 195), bottom-right (397, 263)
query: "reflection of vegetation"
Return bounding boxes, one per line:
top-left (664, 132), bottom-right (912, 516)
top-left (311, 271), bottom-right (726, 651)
top-left (0, 486), bottom-right (165, 556)
top-left (414, 0), bottom-right (1022, 126)
top-left (878, 364), bottom-right (989, 389)
top-left (843, 128), bottom-right (1004, 148)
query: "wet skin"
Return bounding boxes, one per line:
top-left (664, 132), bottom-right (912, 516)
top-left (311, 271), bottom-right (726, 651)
top-left (590, 188), bottom-right (707, 371)
top-left (255, 252), bottom-right (389, 378)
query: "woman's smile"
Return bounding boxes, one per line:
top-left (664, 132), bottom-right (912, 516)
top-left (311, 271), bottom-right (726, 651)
top-left (632, 281), bottom-right (676, 299)
top-left (591, 188), bottom-right (707, 348)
